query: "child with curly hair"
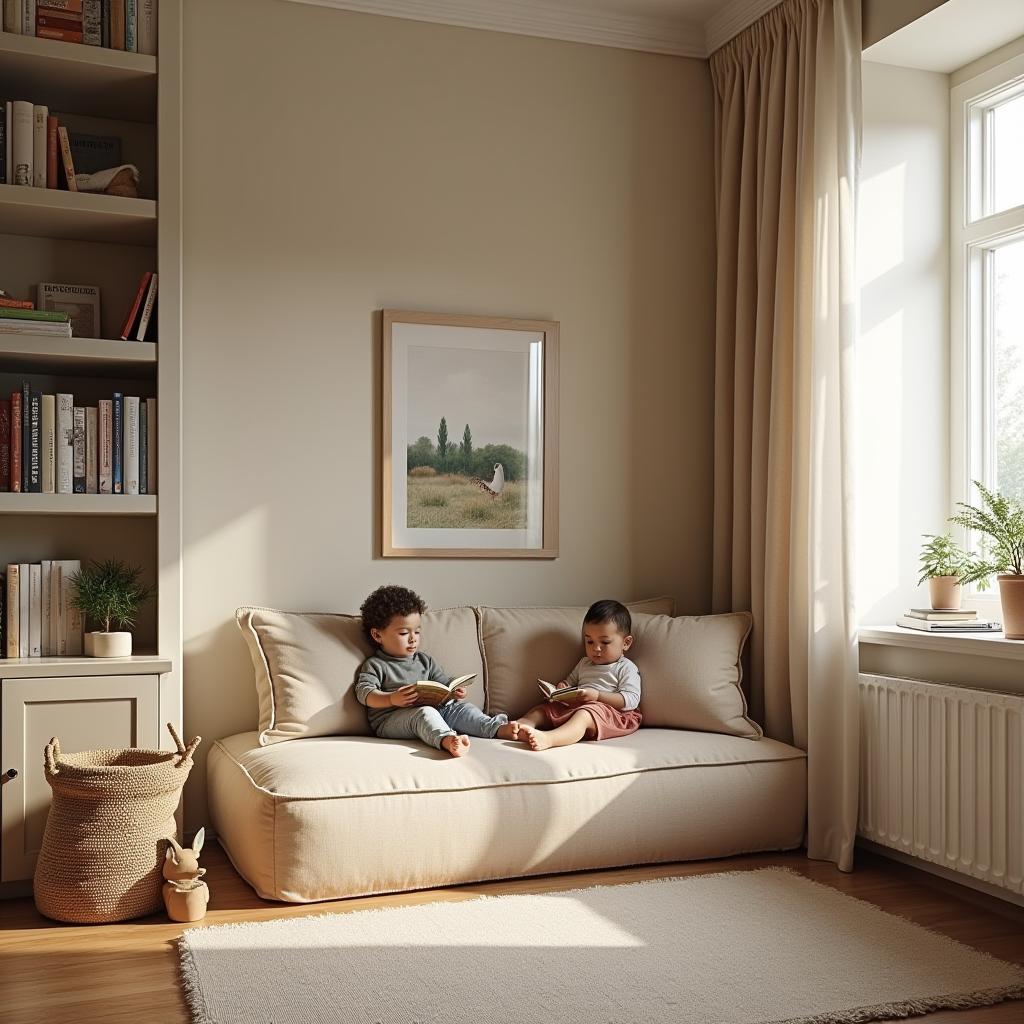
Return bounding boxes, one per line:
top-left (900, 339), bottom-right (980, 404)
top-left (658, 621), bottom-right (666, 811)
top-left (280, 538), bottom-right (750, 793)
top-left (355, 585), bottom-right (520, 757)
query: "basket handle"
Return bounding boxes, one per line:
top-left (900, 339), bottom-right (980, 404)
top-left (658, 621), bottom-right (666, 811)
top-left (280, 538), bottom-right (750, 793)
top-left (167, 722), bottom-right (201, 765)
top-left (44, 736), bottom-right (61, 775)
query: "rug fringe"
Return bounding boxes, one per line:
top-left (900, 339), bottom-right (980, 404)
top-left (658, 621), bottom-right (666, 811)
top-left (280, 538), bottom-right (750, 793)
top-left (771, 982), bottom-right (1024, 1024)
top-left (177, 934), bottom-right (216, 1024)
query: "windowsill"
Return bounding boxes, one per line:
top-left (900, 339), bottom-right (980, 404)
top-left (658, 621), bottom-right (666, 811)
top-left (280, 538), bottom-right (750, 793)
top-left (859, 625), bottom-right (1024, 661)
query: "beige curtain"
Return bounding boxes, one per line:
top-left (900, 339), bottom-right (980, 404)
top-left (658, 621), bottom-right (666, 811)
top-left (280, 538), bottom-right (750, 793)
top-left (710, 0), bottom-right (860, 870)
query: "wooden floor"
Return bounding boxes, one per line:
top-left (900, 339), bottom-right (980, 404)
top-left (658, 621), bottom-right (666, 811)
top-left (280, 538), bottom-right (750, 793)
top-left (1, 844), bottom-right (1022, 1024)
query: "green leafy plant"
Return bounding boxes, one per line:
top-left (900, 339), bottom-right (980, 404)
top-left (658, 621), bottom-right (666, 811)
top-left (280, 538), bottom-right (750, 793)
top-left (948, 480), bottom-right (1024, 590)
top-left (70, 559), bottom-right (155, 633)
top-left (917, 533), bottom-right (972, 585)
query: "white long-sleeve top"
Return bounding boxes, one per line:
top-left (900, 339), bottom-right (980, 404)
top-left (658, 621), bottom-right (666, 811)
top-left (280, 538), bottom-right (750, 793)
top-left (565, 656), bottom-right (641, 711)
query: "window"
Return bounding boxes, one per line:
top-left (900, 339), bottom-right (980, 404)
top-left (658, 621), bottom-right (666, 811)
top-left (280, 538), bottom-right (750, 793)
top-left (951, 55), bottom-right (1024, 534)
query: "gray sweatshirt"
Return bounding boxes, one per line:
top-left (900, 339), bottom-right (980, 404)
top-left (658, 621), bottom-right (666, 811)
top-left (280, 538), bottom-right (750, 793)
top-left (355, 651), bottom-right (450, 731)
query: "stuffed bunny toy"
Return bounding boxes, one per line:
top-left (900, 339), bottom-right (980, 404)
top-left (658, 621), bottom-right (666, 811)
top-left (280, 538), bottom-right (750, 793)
top-left (162, 827), bottom-right (210, 922)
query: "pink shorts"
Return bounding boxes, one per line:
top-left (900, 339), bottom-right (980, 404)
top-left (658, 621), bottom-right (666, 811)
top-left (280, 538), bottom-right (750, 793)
top-left (533, 700), bottom-right (642, 740)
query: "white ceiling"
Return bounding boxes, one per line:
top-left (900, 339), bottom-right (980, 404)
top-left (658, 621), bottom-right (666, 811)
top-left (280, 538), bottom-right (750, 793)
top-left (280, 0), bottom-right (783, 58)
top-left (863, 0), bottom-right (1024, 73)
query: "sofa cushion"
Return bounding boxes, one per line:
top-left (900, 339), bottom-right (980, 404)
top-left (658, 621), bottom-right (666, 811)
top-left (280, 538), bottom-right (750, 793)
top-left (236, 605), bottom-right (484, 745)
top-left (208, 729), bottom-right (806, 902)
top-left (630, 612), bottom-right (762, 739)
top-left (480, 597), bottom-right (675, 716)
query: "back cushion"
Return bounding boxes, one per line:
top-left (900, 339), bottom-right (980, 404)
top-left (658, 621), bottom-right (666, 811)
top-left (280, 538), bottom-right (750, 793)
top-left (480, 597), bottom-right (675, 717)
top-left (630, 611), bottom-right (762, 739)
top-left (237, 606), bottom-right (484, 745)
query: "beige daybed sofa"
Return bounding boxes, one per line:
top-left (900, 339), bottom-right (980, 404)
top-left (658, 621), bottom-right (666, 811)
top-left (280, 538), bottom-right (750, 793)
top-left (208, 599), bottom-right (807, 903)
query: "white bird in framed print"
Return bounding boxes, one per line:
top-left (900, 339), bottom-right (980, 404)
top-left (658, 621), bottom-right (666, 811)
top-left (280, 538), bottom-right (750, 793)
top-left (475, 463), bottom-right (505, 499)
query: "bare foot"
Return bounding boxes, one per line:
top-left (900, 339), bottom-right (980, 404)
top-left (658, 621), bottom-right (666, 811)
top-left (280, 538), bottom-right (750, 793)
top-left (496, 721), bottom-right (520, 741)
top-left (517, 723), bottom-right (553, 751)
top-left (441, 734), bottom-right (471, 757)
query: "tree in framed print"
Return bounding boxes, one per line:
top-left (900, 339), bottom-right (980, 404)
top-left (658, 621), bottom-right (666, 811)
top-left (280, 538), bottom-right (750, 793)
top-left (382, 310), bottom-right (559, 558)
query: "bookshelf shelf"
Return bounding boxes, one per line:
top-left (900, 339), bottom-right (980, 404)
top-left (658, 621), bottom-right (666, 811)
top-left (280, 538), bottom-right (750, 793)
top-left (0, 184), bottom-right (156, 245)
top-left (0, 31), bottom-right (156, 122)
top-left (0, 654), bottom-right (171, 678)
top-left (0, 336), bottom-right (157, 377)
top-left (0, 494), bottom-right (157, 516)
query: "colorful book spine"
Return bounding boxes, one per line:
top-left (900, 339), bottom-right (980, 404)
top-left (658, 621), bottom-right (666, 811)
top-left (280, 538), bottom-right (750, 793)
top-left (10, 389), bottom-right (22, 492)
top-left (57, 126), bottom-right (77, 191)
top-left (125, 0), bottom-right (136, 50)
top-left (112, 392), bottom-right (123, 493)
top-left (109, 0), bottom-right (124, 48)
top-left (32, 105), bottom-right (47, 187)
top-left (0, 398), bottom-right (9, 493)
top-left (124, 396), bottom-right (139, 495)
top-left (136, 273), bottom-right (158, 341)
top-left (72, 405), bottom-right (86, 493)
top-left (98, 399), bottom-right (112, 494)
top-left (21, 381), bottom-right (29, 492)
top-left (46, 114), bottom-right (58, 189)
top-left (120, 271), bottom-right (151, 340)
top-left (28, 390), bottom-right (41, 492)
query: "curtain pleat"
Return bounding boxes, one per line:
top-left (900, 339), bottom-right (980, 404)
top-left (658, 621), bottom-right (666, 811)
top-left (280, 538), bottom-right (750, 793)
top-left (710, 0), bottom-right (860, 870)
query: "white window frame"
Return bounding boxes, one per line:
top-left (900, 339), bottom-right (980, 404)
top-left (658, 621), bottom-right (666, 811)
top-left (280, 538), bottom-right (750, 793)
top-left (950, 52), bottom-right (1024, 611)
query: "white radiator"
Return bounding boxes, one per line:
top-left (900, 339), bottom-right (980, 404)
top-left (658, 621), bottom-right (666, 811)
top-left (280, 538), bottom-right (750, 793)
top-left (859, 673), bottom-right (1024, 896)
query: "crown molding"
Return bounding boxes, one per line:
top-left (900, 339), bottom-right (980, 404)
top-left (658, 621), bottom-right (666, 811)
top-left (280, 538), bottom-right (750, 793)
top-left (704, 0), bottom-right (785, 55)
top-left (281, 0), bottom-right (708, 58)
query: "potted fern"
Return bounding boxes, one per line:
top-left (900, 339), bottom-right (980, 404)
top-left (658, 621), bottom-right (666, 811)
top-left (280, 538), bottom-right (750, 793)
top-left (918, 533), bottom-right (973, 610)
top-left (949, 481), bottom-right (1024, 639)
top-left (70, 559), bottom-right (155, 658)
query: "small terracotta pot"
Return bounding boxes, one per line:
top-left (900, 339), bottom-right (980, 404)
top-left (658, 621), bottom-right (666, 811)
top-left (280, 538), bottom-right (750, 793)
top-left (86, 631), bottom-right (132, 658)
top-left (928, 576), bottom-right (962, 611)
top-left (997, 575), bottom-right (1024, 640)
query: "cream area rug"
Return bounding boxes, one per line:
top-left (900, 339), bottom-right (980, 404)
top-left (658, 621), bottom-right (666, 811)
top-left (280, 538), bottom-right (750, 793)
top-left (178, 868), bottom-right (1024, 1024)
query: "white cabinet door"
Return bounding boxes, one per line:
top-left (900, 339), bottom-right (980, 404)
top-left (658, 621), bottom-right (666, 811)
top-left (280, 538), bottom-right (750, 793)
top-left (1, 675), bottom-right (160, 883)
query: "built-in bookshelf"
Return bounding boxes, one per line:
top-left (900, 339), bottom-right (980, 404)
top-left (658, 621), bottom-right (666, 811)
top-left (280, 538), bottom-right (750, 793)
top-left (0, 15), bottom-right (179, 685)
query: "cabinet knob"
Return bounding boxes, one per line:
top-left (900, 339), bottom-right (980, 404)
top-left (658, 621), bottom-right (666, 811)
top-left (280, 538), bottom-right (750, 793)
top-left (4, 768), bottom-right (17, 780)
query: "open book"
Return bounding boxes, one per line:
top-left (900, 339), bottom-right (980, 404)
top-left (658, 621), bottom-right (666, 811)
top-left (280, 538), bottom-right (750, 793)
top-left (414, 673), bottom-right (476, 702)
top-left (537, 678), bottom-right (582, 702)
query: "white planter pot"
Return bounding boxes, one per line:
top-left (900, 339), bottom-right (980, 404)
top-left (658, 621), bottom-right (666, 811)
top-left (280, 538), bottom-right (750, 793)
top-left (86, 631), bottom-right (132, 658)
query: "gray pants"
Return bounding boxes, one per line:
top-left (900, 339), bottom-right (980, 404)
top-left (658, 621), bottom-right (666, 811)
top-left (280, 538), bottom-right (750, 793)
top-left (374, 701), bottom-right (509, 749)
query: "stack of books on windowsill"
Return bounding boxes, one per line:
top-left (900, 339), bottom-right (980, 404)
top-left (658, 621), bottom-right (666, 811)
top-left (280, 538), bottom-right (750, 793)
top-left (897, 608), bottom-right (1001, 632)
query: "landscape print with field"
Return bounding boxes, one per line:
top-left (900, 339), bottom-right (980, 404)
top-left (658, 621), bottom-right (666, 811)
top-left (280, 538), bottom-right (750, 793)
top-left (405, 344), bottom-right (533, 530)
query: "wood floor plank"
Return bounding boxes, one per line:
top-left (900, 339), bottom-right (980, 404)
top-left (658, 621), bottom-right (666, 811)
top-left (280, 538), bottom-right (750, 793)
top-left (1, 845), bottom-right (1021, 1024)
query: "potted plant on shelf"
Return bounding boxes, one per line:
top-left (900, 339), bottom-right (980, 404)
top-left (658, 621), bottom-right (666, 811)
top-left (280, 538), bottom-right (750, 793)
top-left (918, 533), bottom-right (973, 610)
top-left (949, 481), bottom-right (1024, 640)
top-left (70, 559), bottom-right (155, 658)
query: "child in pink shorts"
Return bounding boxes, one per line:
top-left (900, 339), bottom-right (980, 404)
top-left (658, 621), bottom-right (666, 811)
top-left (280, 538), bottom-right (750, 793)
top-left (517, 599), bottom-right (642, 751)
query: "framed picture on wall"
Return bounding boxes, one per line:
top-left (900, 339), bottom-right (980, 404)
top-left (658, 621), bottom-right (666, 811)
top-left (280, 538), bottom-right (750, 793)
top-left (382, 310), bottom-right (559, 558)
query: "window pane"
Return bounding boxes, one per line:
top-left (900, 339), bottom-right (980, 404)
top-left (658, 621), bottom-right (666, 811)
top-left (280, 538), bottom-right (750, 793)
top-left (994, 237), bottom-right (1024, 502)
top-left (992, 92), bottom-right (1024, 215)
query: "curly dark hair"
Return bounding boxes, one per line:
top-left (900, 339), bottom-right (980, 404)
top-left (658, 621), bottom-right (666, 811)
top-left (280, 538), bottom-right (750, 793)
top-left (359, 585), bottom-right (427, 646)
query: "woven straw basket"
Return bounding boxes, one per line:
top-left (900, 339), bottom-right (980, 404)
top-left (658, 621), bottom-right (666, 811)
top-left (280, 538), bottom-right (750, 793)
top-left (34, 722), bottom-right (201, 924)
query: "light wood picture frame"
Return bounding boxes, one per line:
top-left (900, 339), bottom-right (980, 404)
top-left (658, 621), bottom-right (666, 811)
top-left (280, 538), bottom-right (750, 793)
top-left (382, 310), bottom-right (559, 559)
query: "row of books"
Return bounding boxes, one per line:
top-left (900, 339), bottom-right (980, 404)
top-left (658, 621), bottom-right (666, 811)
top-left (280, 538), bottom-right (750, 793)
top-left (2, 560), bottom-right (84, 659)
top-left (1, 277), bottom-right (157, 341)
top-left (0, 388), bottom-right (156, 494)
top-left (897, 607), bottom-right (1001, 632)
top-left (2, 0), bottom-right (156, 53)
top-left (0, 100), bottom-right (117, 192)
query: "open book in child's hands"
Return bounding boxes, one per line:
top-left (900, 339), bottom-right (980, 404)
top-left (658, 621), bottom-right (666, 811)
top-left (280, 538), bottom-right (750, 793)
top-left (537, 678), bottom-right (582, 702)
top-left (414, 673), bottom-right (476, 702)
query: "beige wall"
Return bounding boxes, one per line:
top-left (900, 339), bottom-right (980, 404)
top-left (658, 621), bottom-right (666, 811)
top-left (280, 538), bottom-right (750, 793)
top-left (181, 2), bottom-right (716, 827)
